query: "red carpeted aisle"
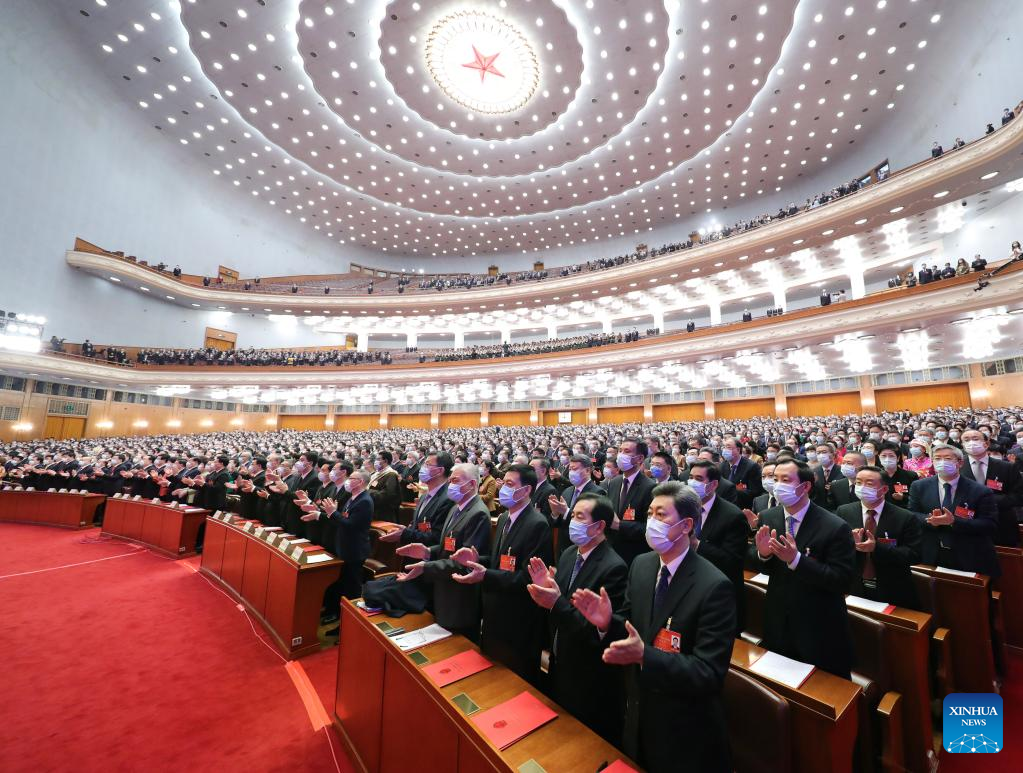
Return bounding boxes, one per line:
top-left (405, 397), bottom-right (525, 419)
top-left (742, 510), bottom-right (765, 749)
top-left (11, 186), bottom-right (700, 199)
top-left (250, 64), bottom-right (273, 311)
top-left (0, 524), bottom-right (353, 773)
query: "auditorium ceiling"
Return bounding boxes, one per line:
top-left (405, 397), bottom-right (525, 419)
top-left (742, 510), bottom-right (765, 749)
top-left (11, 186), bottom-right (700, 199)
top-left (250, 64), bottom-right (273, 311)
top-left (57, 0), bottom-right (973, 259)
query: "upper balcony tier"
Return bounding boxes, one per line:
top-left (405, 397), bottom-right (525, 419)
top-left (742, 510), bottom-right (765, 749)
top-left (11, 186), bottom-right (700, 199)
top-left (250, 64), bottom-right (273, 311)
top-left (67, 107), bottom-right (1023, 318)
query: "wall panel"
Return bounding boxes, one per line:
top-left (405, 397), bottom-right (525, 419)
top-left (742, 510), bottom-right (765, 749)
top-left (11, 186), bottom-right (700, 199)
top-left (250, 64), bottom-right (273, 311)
top-left (488, 411), bottom-right (532, 427)
top-left (279, 414), bottom-right (328, 431)
top-left (597, 406), bottom-right (644, 424)
top-left (390, 414), bottom-right (432, 429)
top-left (874, 383), bottom-right (972, 412)
top-left (652, 403), bottom-right (706, 422)
top-left (714, 398), bottom-right (777, 420)
top-left (787, 392), bottom-right (861, 417)
top-left (335, 415), bottom-right (380, 431)
top-left (543, 409), bottom-right (587, 426)
top-left (439, 412), bottom-right (481, 429)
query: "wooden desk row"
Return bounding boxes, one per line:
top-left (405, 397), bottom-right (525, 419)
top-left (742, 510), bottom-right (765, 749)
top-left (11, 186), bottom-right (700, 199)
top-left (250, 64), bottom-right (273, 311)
top-left (101, 495), bottom-right (208, 558)
top-left (334, 600), bottom-right (636, 773)
top-left (201, 514), bottom-right (342, 658)
top-left (0, 487), bottom-right (105, 528)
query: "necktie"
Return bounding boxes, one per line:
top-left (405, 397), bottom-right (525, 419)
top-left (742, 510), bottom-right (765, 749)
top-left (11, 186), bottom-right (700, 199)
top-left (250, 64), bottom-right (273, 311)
top-left (568, 553), bottom-right (585, 588)
top-left (941, 482), bottom-right (952, 512)
top-left (786, 515), bottom-right (797, 538)
top-left (498, 516), bottom-right (511, 554)
top-left (653, 565), bottom-right (671, 617)
top-left (731, 464), bottom-right (739, 482)
top-left (619, 476), bottom-right (630, 513)
top-left (862, 509), bottom-right (877, 580)
top-left (694, 510), bottom-right (704, 539)
top-left (973, 460), bottom-right (985, 482)
top-left (768, 496), bottom-right (776, 509)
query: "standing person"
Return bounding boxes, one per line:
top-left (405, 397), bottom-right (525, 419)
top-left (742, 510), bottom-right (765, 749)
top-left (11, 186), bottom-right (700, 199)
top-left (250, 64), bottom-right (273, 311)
top-left (525, 493), bottom-right (628, 747)
top-left (450, 464), bottom-right (553, 685)
top-left (605, 437), bottom-right (656, 565)
top-left (572, 482), bottom-right (735, 773)
top-left (317, 471), bottom-right (374, 639)
top-left (396, 464), bottom-right (496, 642)
top-left (547, 454), bottom-right (601, 557)
top-left (751, 460), bottom-right (856, 678)
top-left (959, 429), bottom-right (1021, 547)
top-left (380, 452), bottom-right (453, 548)
top-left (368, 450), bottom-right (402, 523)
top-left (877, 442), bottom-right (918, 508)
top-left (719, 436), bottom-right (763, 509)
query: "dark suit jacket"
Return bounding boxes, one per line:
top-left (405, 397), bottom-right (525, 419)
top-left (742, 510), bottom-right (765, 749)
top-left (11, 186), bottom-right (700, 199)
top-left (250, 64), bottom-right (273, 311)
top-left (719, 457), bottom-right (763, 508)
top-left (907, 475), bottom-right (1000, 577)
top-left (836, 501), bottom-right (922, 610)
top-left (202, 468), bottom-right (230, 513)
top-left (753, 491), bottom-right (778, 514)
top-left (750, 503), bottom-right (856, 678)
top-left (332, 490), bottom-right (373, 565)
top-left (812, 464), bottom-right (845, 509)
top-left (421, 495), bottom-right (492, 632)
top-left (531, 479), bottom-right (557, 522)
top-left (238, 471), bottom-right (266, 519)
top-left (681, 469), bottom-right (738, 505)
top-left (605, 471), bottom-right (656, 566)
top-left (697, 495), bottom-right (749, 633)
top-left (399, 482), bottom-right (452, 547)
top-left (284, 469), bottom-right (321, 536)
top-left (828, 477), bottom-right (859, 510)
top-left (546, 540), bottom-right (628, 746)
top-left (606, 550), bottom-right (735, 773)
top-left (479, 505), bottom-right (553, 684)
top-left (961, 455), bottom-right (1021, 547)
top-left (882, 467), bottom-right (918, 508)
top-left (368, 468), bottom-right (402, 523)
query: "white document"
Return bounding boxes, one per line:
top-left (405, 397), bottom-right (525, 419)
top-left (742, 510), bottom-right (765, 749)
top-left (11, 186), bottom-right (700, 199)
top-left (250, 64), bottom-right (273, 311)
top-left (846, 595), bottom-right (893, 614)
top-left (391, 624), bottom-right (452, 652)
top-left (934, 566), bottom-right (978, 579)
top-left (749, 651), bottom-right (815, 689)
top-left (747, 573), bottom-right (770, 585)
top-left (304, 553), bottom-right (334, 564)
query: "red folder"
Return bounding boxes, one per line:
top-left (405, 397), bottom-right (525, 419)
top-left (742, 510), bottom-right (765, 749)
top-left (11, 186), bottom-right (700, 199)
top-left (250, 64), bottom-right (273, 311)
top-left (423, 649), bottom-right (492, 687)
top-left (603, 761), bottom-right (639, 773)
top-left (471, 691), bottom-right (557, 750)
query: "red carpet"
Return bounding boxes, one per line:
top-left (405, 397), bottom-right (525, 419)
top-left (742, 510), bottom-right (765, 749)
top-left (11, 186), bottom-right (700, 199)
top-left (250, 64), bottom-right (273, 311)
top-left (0, 524), bottom-right (354, 773)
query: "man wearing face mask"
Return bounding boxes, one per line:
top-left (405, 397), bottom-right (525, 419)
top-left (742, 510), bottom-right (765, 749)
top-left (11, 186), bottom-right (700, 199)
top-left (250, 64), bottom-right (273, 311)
top-left (367, 450), bottom-right (401, 523)
top-left (524, 493), bottom-right (628, 747)
top-left (826, 451), bottom-right (867, 510)
top-left (836, 466), bottom-right (922, 610)
top-left (752, 460), bottom-right (856, 678)
top-left (300, 462), bottom-right (337, 547)
top-left (908, 444), bottom-right (1000, 577)
top-left (450, 464), bottom-right (552, 685)
top-left (395, 463), bottom-right (492, 642)
top-left (752, 462), bottom-right (778, 515)
top-left (383, 452), bottom-right (454, 548)
top-left (317, 470), bottom-right (374, 639)
top-left (572, 482), bottom-right (735, 773)
top-left (529, 457), bottom-right (558, 523)
top-left (959, 429), bottom-right (1021, 547)
top-left (237, 457), bottom-right (267, 520)
top-left (605, 438), bottom-right (657, 566)
top-left (547, 454), bottom-right (601, 558)
top-left (687, 461), bottom-right (748, 633)
top-left (284, 451), bottom-right (322, 538)
top-left (648, 451), bottom-right (676, 485)
top-left (811, 442), bottom-right (844, 509)
top-left (718, 436), bottom-right (762, 510)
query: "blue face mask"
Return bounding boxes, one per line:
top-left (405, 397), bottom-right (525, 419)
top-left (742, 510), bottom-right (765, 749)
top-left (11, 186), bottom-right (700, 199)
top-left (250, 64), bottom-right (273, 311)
top-left (568, 469), bottom-right (588, 487)
top-left (418, 466), bottom-right (436, 483)
top-left (447, 481), bottom-right (469, 503)
top-left (498, 484), bottom-right (521, 510)
top-left (933, 459), bottom-right (958, 477)
top-left (650, 465), bottom-right (669, 480)
top-left (568, 519), bottom-right (595, 546)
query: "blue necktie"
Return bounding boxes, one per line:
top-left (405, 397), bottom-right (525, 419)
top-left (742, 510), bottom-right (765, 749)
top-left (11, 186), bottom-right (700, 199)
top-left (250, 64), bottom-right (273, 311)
top-left (568, 553), bottom-right (584, 588)
top-left (653, 565), bottom-right (671, 617)
top-left (941, 482), bottom-right (952, 512)
top-left (786, 515), bottom-right (797, 538)
top-left (694, 511), bottom-right (704, 539)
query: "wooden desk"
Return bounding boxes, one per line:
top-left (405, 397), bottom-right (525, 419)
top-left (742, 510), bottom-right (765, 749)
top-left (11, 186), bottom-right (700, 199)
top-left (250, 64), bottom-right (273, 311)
top-left (995, 546), bottom-right (1023, 650)
top-left (102, 497), bottom-right (207, 557)
top-left (200, 516), bottom-right (342, 658)
top-left (731, 639), bottom-right (860, 773)
top-left (0, 488), bottom-right (105, 528)
top-left (912, 565), bottom-right (997, 694)
top-left (743, 570), bottom-right (935, 773)
top-left (334, 600), bottom-right (635, 773)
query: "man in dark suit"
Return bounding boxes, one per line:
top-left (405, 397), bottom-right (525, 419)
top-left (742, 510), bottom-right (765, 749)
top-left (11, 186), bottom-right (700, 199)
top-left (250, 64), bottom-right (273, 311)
top-left (827, 451), bottom-right (866, 510)
top-left (681, 448), bottom-right (739, 505)
top-left (529, 456), bottom-right (558, 523)
top-left (318, 471), bottom-right (374, 638)
top-left (719, 437), bottom-right (763, 509)
top-left (525, 493), bottom-right (628, 747)
top-left (201, 455), bottom-right (231, 513)
top-left (960, 429), bottom-right (1021, 546)
top-left (237, 457), bottom-right (267, 520)
top-left (451, 464), bottom-right (553, 686)
top-left (836, 466), bottom-right (922, 610)
top-left (752, 462), bottom-right (778, 514)
top-left (751, 460), bottom-right (856, 678)
top-left (284, 452), bottom-right (323, 537)
top-left (811, 443), bottom-right (844, 509)
top-left (907, 444), bottom-right (1000, 577)
top-left (605, 437), bottom-right (656, 565)
top-left (381, 451), bottom-right (453, 548)
top-left (687, 461), bottom-right (748, 632)
top-left (547, 454), bottom-right (601, 557)
top-left (573, 481), bottom-right (735, 773)
top-left (368, 450), bottom-right (402, 523)
top-left (396, 463), bottom-right (492, 642)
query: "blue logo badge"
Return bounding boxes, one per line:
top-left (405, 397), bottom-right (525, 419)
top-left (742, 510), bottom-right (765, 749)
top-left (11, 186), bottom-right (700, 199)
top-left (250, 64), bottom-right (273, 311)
top-left (943, 693), bottom-right (1002, 753)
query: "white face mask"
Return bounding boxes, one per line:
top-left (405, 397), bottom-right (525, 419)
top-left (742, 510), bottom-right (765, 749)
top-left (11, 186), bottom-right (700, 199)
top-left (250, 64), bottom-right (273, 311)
top-left (616, 452), bottom-right (635, 471)
top-left (854, 484), bottom-right (883, 503)
top-left (773, 481), bottom-right (804, 508)
top-left (645, 517), bottom-right (683, 554)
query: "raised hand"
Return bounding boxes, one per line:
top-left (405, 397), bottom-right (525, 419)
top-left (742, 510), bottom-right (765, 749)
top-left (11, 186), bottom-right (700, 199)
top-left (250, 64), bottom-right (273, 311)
top-left (571, 586), bottom-right (612, 631)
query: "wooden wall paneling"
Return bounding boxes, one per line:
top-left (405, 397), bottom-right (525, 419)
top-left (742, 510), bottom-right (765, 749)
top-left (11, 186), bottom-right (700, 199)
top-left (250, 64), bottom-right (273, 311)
top-left (336, 414), bottom-right (382, 431)
top-left (787, 392), bottom-right (861, 417)
top-left (278, 414), bottom-right (328, 431)
top-left (714, 398), bottom-right (777, 419)
top-left (390, 414), bottom-right (432, 429)
top-left (597, 406), bottom-right (644, 423)
top-left (439, 412), bottom-right (481, 429)
top-left (488, 411), bottom-right (531, 426)
top-left (874, 383), bottom-right (972, 413)
top-left (542, 409), bottom-right (587, 426)
top-left (652, 403), bottom-right (706, 421)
